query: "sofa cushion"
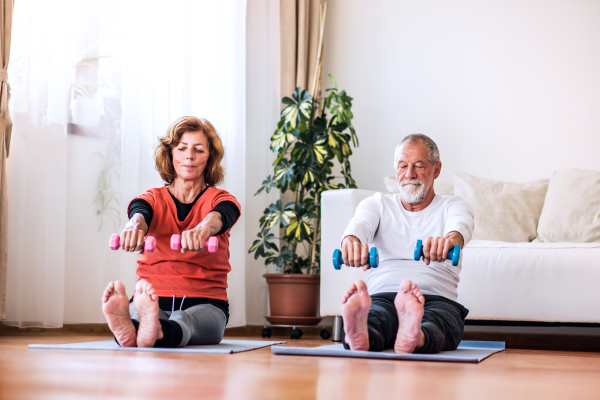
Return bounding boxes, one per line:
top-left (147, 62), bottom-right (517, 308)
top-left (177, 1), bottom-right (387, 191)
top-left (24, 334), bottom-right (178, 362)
top-left (454, 171), bottom-right (549, 242)
top-left (537, 168), bottom-right (600, 243)
top-left (459, 240), bottom-right (600, 322)
top-left (383, 176), bottom-right (454, 195)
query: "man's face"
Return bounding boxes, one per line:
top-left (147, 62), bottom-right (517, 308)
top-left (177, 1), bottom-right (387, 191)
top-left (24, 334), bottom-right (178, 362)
top-left (394, 141), bottom-right (441, 204)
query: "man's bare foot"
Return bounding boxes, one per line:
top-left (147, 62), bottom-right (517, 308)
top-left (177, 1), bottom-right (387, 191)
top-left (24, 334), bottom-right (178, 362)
top-left (102, 281), bottom-right (136, 347)
top-left (394, 280), bottom-right (425, 353)
top-left (341, 280), bottom-right (371, 351)
top-left (133, 279), bottom-right (162, 347)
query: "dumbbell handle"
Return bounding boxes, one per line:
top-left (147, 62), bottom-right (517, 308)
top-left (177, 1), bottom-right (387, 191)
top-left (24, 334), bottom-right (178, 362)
top-left (171, 234), bottom-right (218, 253)
top-left (109, 234), bottom-right (156, 253)
top-left (333, 247), bottom-right (379, 270)
top-left (414, 239), bottom-right (461, 266)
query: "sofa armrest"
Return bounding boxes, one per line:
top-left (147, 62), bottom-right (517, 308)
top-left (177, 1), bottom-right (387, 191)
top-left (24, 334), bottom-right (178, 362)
top-left (320, 189), bottom-right (377, 317)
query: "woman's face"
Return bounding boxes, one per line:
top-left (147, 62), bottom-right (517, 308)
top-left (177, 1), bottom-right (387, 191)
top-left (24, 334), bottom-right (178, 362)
top-left (172, 130), bottom-right (210, 184)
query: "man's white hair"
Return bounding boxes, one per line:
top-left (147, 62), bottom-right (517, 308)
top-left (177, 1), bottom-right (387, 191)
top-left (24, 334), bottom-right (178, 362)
top-left (393, 133), bottom-right (441, 166)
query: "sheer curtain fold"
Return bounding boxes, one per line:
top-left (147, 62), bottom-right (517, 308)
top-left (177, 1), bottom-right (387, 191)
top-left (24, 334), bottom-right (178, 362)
top-left (5, 0), bottom-right (247, 328)
top-left (0, 0), bottom-right (14, 320)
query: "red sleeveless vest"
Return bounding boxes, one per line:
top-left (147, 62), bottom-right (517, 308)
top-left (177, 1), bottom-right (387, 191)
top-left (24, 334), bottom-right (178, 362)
top-left (129, 186), bottom-right (240, 301)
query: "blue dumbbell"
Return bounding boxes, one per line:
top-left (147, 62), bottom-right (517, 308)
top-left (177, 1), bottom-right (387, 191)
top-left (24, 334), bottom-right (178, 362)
top-left (414, 239), bottom-right (461, 266)
top-left (333, 247), bottom-right (379, 270)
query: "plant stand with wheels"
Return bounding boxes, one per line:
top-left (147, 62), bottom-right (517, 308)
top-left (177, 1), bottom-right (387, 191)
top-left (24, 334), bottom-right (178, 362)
top-left (261, 324), bottom-right (331, 340)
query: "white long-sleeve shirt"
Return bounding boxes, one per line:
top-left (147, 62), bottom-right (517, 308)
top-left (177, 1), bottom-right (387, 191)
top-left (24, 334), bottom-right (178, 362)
top-left (342, 193), bottom-right (474, 301)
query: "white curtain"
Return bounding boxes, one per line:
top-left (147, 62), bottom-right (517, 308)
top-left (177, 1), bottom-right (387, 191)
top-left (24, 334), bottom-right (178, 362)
top-left (5, 0), bottom-right (247, 328)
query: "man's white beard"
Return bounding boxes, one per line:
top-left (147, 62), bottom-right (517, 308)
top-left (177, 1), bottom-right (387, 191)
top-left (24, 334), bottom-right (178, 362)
top-left (399, 179), bottom-right (428, 204)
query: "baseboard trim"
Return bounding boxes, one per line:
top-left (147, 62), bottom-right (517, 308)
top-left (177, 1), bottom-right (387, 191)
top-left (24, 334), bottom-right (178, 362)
top-left (466, 320), bottom-right (600, 328)
top-left (0, 323), bottom-right (112, 335)
top-left (0, 322), bottom-right (332, 338)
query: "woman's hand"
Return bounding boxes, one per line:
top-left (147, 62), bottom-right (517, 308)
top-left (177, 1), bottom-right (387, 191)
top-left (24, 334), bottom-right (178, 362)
top-left (341, 235), bottom-right (371, 271)
top-left (180, 211), bottom-right (223, 253)
top-left (120, 214), bottom-right (149, 254)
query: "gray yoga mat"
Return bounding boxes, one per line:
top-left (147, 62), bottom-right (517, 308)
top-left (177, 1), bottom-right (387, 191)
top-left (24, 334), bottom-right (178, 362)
top-left (272, 340), bottom-right (504, 363)
top-left (28, 339), bottom-right (286, 354)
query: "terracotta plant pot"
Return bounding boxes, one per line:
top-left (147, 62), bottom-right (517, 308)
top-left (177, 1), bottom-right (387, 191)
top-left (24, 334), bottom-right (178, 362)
top-left (263, 273), bottom-right (321, 325)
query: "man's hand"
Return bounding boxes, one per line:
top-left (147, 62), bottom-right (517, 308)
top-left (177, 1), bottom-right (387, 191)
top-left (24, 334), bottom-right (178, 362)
top-left (422, 231), bottom-right (464, 265)
top-left (341, 235), bottom-right (371, 271)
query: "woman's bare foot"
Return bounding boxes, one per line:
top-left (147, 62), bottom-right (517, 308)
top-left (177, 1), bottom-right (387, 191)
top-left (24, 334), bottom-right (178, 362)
top-left (341, 280), bottom-right (371, 351)
top-left (101, 281), bottom-right (136, 347)
top-left (133, 279), bottom-right (163, 347)
top-left (394, 280), bottom-right (425, 353)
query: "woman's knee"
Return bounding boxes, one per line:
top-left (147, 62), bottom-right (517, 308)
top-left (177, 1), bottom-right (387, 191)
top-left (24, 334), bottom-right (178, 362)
top-left (171, 305), bottom-right (226, 346)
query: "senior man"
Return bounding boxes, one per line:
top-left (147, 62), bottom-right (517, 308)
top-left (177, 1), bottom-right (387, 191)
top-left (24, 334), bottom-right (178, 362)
top-left (340, 134), bottom-right (474, 354)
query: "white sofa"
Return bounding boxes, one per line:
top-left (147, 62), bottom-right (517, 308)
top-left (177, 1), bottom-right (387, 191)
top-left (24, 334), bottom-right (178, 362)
top-left (320, 189), bottom-right (600, 339)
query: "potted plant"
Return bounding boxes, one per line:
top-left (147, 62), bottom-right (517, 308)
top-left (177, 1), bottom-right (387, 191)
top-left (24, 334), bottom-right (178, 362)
top-left (70, 56), bottom-right (119, 127)
top-left (71, 78), bottom-right (104, 127)
top-left (249, 75), bottom-right (359, 325)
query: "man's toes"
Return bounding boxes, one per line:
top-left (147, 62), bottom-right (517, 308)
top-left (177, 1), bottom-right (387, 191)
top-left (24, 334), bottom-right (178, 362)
top-left (399, 279), bottom-right (412, 293)
top-left (355, 280), bottom-right (368, 293)
top-left (413, 289), bottom-right (425, 304)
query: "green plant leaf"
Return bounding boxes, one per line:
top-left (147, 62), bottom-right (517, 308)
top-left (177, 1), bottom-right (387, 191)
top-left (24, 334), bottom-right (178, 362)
top-left (280, 87), bottom-right (312, 128)
top-left (263, 199), bottom-right (295, 229)
top-left (285, 204), bottom-right (314, 242)
top-left (255, 175), bottom-right (278, 196)
top-left (329, 74), bottom-right (337, 88)
top-left (273, 158), bottom-right (296, 191)
top-left (270, 126), bottom-right (296, 152)
top-left (294, 136), bottom-right (328, 165)
top-left (265, 245), bottom-right (295, 268)
top-left (248, 228), bottom-right (279, 260)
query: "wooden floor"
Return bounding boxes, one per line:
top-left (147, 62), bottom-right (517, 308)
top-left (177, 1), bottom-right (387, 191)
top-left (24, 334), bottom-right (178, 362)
top-left (1, 329), bottom-right (600, 400)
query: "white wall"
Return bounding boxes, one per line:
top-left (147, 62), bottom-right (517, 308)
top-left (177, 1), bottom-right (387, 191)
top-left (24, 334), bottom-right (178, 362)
top-left (321, 0), bottom-right (600, 190)
top-left (245, 0), bottom-right (281, 325)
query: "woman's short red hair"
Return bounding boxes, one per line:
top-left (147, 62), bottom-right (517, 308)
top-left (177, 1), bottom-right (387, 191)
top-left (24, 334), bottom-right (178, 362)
top-left (154, 116), bottom-right (225, 186)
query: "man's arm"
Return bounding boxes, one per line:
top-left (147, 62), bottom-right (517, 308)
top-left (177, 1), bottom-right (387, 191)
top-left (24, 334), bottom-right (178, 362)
top-left (340, 196), bottom-right (382, 270)
top-left (423, 197), bottom-right (474, 264)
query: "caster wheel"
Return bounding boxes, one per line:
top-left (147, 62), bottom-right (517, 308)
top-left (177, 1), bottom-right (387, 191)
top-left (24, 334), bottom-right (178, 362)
top-left (320, 329), bottom-right (331, 340)
top-left (261, 328), bottom-right (272, 338)
top-left (290, 328), bottom-right (303, 339)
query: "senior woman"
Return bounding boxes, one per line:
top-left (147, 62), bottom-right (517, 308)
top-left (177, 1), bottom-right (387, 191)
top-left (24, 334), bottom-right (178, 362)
top-left (101, 116), bottom-right (240, 348)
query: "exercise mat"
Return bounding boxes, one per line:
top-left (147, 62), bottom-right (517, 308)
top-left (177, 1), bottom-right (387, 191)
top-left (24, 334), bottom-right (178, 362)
top-left (272, 340), bottom-right (504, 363)
top-left (29, 339), bottom-right (286, 354)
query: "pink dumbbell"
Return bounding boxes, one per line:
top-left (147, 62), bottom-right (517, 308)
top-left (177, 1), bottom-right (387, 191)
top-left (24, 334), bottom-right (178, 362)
top-left (170, 234), bottom-right (218, 252)
top-left (109, 234), bottom-right (156, 253)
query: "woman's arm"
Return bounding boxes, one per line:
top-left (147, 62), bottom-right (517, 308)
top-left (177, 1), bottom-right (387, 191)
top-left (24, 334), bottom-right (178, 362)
top-left (120, 213), bottom-right (149, 254)
top-left (180, 211), bottom-right (223, 253)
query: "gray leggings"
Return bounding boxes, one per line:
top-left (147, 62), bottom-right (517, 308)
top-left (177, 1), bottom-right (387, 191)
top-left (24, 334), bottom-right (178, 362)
top-left (129, 302), bottom-right (227, 348)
